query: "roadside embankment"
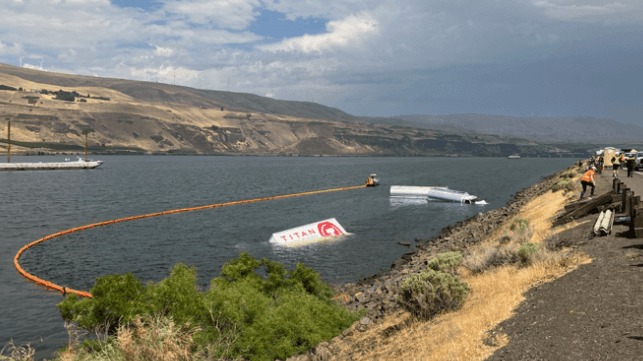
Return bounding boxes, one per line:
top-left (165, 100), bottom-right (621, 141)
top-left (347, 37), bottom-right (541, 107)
top-left (486, 168), bottom-right (643, 360)
top-left (342, 167), bottom-right (572, 318)
top-left (287, 163), bottom-right (590, 361)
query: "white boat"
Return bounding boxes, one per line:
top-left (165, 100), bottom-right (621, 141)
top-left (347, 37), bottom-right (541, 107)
top-left (508, 155), bottom-right (521, 159)
top-left (0, 157), bottom-right (103, 171)
top-left (3, 120), bottom-right (102, 171)
top-left (390, 185), bottom-right (486, 204)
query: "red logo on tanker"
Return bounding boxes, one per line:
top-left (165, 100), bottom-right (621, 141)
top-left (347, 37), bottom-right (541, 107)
top-left (317, 222), bottom-right (344, 237)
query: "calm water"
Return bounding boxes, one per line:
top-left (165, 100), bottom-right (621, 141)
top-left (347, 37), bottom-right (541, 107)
top-left (0, 155), bottom-right (574, 358)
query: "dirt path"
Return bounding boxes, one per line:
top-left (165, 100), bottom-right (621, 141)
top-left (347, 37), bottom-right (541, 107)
top-left (486, 170), bottom-right (643, 361)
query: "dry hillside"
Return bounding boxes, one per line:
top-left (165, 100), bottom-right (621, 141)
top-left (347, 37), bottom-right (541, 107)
top-left (0, 63), bottom-right (567, 157)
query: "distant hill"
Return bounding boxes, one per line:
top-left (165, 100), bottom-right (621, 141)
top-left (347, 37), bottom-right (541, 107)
top-left (0, 63), bottom-right (596, 157)
top-left (395, 114), bottom-right (643, 143)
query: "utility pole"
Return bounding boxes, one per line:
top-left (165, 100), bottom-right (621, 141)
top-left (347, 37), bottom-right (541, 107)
top-left (174, 73), bottom-right (176, 85)
top-left (7, 121), bottom-right (10, 163)
top-left (84, 130), bottom-right (88, 162)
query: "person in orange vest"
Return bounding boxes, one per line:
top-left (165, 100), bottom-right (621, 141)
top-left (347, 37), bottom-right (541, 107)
top-left (580, 166), bottom-right (596, 200)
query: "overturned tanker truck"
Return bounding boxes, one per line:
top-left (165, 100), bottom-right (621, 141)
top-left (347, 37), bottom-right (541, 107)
top-left (390, 185), bottom-right (487, 205)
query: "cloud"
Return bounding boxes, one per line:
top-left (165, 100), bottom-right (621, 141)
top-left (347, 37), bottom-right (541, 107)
top-left (153, 45), bottom-right (176, 57)
top-left (532, 0), bottom-right (637, 22)
top-left (22, 63), bottom-right (46, 71)
top-left (129, 63), bottom-right (200, 84)
top-left (161, 0), bottom-right (261, 30)
top-left (258, 12), bottom-right (380, 53)
top-left (0, 42), bottom-right (23, 56)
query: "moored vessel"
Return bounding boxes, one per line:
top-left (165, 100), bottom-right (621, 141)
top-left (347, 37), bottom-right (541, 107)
top-left (3, 120), bottom-right (103, 171)
top-left (0, 157), bottom-right (103, 171)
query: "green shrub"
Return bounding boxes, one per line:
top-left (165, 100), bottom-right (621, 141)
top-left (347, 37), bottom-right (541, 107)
top-left (57, 252), bottom-right (360, 361)
top-left (236, 291), bottom-right (360, 360)
top-left (398, 269), bottom-right (469, 320)
top-left (426, 251), bottom-right (463, 274)
top-left (509, 217), bottom-right (529, 232)
top-left (517, 243), bottom-right (539, 263)
top-left (57, 272), bottom-right (148, 333)
top-left (560, 171), bottom-right (576, 178)
top-left (552, 179), bottom-right (576, 193)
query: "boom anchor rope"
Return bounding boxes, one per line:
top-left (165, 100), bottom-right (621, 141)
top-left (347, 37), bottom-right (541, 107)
top-left (14, 184), bottom-right (368, 298)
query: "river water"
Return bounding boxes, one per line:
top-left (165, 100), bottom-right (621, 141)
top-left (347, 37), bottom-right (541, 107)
top-left (0, 155), bottom-right (574, 359)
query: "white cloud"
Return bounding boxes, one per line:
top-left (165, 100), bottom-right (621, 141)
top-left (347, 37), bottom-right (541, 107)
top-left (0, 42), bottom-right (23, 56)
top-left (161, 0), bottom-right (261, 30)
top-left (22, 63), bottom-right (46, 71)
top-left (258, 12), bottom-right (380, 53)
top-left (130, 64), bottom-right (200, 85)
top-left (153, 45), bottom-right (176, 57)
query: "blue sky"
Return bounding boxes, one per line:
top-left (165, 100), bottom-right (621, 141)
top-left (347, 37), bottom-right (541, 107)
top-left (1, 0), bottom-right (641, 125)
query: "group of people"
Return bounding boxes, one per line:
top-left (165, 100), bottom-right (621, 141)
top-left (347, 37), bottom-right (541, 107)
top-left (579, 151), bottom-right (639, 200)
top-left (611, 152), bottom-right (637, 178)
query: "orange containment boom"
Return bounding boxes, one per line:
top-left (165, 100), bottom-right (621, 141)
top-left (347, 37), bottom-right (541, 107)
top-left (14, 184), bottom-right (367, 298)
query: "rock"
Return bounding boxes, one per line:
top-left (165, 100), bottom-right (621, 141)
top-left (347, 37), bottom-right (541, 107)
top-left (398, 241), bottom-right (411, 246)
top-left (360, 316), bottom-right (371, 325)
top-left (312, 345), bottom-right (332, 361)
top-left (341, 327), bottom-right (354, 338)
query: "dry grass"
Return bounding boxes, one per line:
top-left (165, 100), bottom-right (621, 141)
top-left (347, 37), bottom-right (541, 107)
top-left (57, 315), bottom-right (205, 361)
top-left (0, 340), bottom-right (36, 361)
top-left (484, 177), bottom-right (580, 249)
top-left (332, 171), bottom-right (594, 361)
top-left (334, 253), bottom-right (590, 361)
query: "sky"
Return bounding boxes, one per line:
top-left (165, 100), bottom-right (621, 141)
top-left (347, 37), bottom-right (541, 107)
top-left (1, 0), bottom-right (642, 124)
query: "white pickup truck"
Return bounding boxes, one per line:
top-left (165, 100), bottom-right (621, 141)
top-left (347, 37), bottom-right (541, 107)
top-left (636, 152), bottom-right (643, 171)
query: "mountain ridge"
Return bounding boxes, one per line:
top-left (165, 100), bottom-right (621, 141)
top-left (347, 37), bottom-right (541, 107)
top-left (394, 113), bottom-right (643, 143)
top-left (0, 63), bottom-right (599, 157)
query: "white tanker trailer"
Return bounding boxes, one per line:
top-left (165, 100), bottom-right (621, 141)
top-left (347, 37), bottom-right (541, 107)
top-left (390, 185), bottom-right (487, 205)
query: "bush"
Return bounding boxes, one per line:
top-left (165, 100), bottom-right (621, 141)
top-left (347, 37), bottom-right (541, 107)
top-left (426, 251), bottom-right (463, 274)
top-left (560, 171), bottom-right (576, 178)
top-left (552, 179), bottom-right (576, 193)
top-left (517, 243), bottom-right (539, 263)
top-left (510, 217), bottom-right (529, 232)
top-left (463, 245), bottom-right (518, 273)
top-left (398, 269), bottom-right (469, 320)
top-left (513, 226), bottom-right (534, 245)
top-left (57, 252), bottom-right (360, 361)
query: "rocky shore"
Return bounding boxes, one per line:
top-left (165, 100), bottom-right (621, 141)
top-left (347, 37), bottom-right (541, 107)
top-left (285, 167), bottom-right (570, 361)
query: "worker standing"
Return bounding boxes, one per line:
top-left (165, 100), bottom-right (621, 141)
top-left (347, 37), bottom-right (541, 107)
top-left (626, 154), bottom-right (636, 177)
top-left (580, 166), bottom-right (596, 200)
top-left (612, 153), bottom-right (621, 179)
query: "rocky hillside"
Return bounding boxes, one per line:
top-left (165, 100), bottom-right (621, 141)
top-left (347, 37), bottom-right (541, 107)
top-left (0, 63), bottom-right (592, 157)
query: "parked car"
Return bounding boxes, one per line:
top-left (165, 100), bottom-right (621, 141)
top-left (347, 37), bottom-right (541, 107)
top-left (636, 152), bottom-right (643, 170)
